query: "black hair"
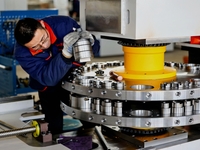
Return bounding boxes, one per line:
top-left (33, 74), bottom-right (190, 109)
top-left (14, 18), bottom-right (44, 45)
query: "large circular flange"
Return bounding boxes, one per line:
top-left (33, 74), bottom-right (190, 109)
top-left (113, 66), bottom-right (176, 80)
top-left (62, 81), bottom-right (200, 101)
top-left (61, 102), bottom-right (200, 128)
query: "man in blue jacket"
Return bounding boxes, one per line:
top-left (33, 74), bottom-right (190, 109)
top-left (14, 15), bottom-right (100, 134)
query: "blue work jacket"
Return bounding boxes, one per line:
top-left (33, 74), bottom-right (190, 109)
top-left (14, 15), bottom-right (100, 92)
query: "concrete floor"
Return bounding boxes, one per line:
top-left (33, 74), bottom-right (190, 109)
top-left (16, 48), bottom-right (189, 101)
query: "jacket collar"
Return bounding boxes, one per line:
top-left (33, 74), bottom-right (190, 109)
top-left (29, 21), bottom-right (57, 56)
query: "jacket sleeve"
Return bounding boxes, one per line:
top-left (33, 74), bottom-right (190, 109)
top-left (14, 46), bottom-right (73, 87)
top-left (91, 34), bottom-right (100, 57)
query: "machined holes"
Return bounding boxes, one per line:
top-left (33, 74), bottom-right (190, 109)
top-left (189, 118), bottom-right (194, 124)
top-left (175, 92), bottom-right (181, 97)
top-left (101, 90), bottom-right (107, 95)
top-left (146, 93), bottom-right (152, 99)
top-left (88, 116), bottom-right (93, 121)
top-left (190, 90), bottom-right (194, 96)
top-left (61, 104), bottom-right (65, 111)
top-left (71, 85), bottom-right (75, 90)
top-left (116, 91), bottom-right (121, 97)
top-left (145, 121), bottom-right (151, 127)
top-left (88, 89), bottom-right (93, 93)
top-left (174, 120), bottom-right (180, 125)
top-left (131, 85), bottom-right (154, 90)
top-left (130, 110), bottom-right (151, 117)
top-left (101, 118), bottom-right (106, 123)
top-left (72, 111), bottom-right (76, 116)
top-left (115, 120), bottom-right (121, 125)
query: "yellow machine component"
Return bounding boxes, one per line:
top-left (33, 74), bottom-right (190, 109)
top-left (32, 120), bottom-right (40, 137)
top-left (123, 46), bottom-right (166, 73)
top-left (113, 46), bottom-right (176, 90)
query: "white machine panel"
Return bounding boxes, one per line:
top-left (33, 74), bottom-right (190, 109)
top-left (80, 0), bottom-right (200, 44)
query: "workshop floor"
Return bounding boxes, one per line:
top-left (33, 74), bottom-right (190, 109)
top-left (17, 48), bottom-right (188, 101)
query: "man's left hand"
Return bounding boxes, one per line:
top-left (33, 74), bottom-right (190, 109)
top-left (79, 31), bottom-right (94, 46)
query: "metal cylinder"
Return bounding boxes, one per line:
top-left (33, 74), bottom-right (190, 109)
top-left (71, 94), bottom-right (92, 111)
top-left (114, 101), bottom-right (123, 116)
top-left (103, 100), bottom-right (112, 116)
top-left (73, 38), bottom-right (93, 63)
top-left (95, 79), bottom-right (104, 88)
top-left (105, 80), bottom-right (113, 89)
top-left (172, 102), bottom-right (184, 116)
top-left (92, 98), bottom-right (101, 113)
top-left (70, 94), bottom-right (79, 108)
top-left (0, 127), bottom-right (35, 138)
top-left (115, 82), bottom-right (124, 90)
top-left (79, 97), bottom-right (91, 111)
top-left (184, 101), bottom-right (193, 115)
top-left (194, 100), bottom-right (200, 113)
top-left (78, 76), bottom-right (94, 86)
top-left (161, 102), bottom-right (171, 117)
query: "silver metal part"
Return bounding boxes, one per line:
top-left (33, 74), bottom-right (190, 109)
top-left (194, 100), bottom-right (200, 113)
top-left (63, 61), bottom-right (200, 101)
top-left (172, 101), bottom-right (184, 116)
top-left (92, 98), bottom-right (101, 114)
top-left (130, 110), bottom-right (151, 117)
top-left (73, 38), bottom-right (93, 62)
top-left (61, 101), bottom-right (200, 128)
top-left (161, 102), bottom-right (171, 117)
top-left (70, 94), bottom-right (91, 111)
top-left (0, 126), bottom-right (35, 138)
top-left (61, 61), bottom-right (200, 128)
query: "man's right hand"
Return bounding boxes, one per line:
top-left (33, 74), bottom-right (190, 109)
top-left (62, 32), bottom-right (80, 58)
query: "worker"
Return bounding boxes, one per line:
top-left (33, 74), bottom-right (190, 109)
top-left (14, 15), bottom-right (100, 134)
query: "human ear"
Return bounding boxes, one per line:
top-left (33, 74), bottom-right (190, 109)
top-left (40, 20), bottom-right (45, 28)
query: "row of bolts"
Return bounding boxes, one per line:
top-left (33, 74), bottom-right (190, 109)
top-left (71, 94), bottom-right (200, 117)
top-left (162, 99), bottom-right (200, 116)
top-left (70, 95), bottom-right (123, 116)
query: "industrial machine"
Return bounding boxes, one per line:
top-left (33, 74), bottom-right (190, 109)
top-left (59, 0), bottom-right (200, 149)
top-left (2, 0), bottom-right (200, 149)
